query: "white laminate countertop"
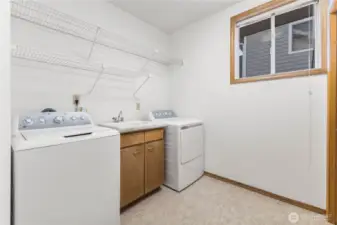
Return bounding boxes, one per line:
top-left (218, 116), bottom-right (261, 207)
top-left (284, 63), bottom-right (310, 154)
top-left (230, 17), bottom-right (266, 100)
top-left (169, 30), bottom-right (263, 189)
top-left (99, 121), bottom-right (167, 133)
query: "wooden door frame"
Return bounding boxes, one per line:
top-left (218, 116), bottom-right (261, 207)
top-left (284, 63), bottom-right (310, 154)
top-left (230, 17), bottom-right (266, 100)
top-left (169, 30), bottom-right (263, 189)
top-left (328, 0), bottom-right (337, 224)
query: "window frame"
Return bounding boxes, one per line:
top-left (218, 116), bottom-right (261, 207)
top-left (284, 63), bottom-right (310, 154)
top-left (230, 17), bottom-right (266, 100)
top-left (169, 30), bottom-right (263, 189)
top-left (288, 17), bottom-right (315, 55)
top-left (230, 0), bottom-right (328, 84)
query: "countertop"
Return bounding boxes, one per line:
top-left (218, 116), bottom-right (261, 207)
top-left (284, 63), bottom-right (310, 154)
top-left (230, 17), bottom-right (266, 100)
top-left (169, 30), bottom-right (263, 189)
top-left (99, 121), bottom-right (167, 134)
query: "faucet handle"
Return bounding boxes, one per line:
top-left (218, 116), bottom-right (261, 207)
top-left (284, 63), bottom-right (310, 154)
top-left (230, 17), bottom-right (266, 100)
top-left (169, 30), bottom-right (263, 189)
top-left (112, 117), bottom-right (118, 122)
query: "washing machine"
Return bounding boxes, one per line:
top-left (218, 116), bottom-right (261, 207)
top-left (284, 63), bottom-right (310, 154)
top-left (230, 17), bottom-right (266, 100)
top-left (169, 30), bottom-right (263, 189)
top-left (11, 112), bottom-right (120, 225)
top-left (149, 110), bottom-right (204, 191)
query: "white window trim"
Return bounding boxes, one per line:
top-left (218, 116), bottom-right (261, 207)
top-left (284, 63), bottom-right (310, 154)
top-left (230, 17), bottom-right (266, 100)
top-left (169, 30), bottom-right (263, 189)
top-left (271, 14), bottom-right (276, 74)
top-left (243, 37), bottom-right (247, 77)
top-left (235, 26), bottom-right (240, 79)
top-left (288, 17), bottom-right (315, 55)
top-left (314, 2), bottom-right (321, 68)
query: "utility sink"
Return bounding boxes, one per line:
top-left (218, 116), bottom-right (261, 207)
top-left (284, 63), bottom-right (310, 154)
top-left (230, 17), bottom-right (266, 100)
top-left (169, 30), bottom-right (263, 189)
top-left (118, 121), bottom-right (151, 125)
top-left (107, 121), bottom-right (151, 128)
top-left (99, 120), bottom-right (166, 133)
top-left (113, 120), bottom-right (152, 128)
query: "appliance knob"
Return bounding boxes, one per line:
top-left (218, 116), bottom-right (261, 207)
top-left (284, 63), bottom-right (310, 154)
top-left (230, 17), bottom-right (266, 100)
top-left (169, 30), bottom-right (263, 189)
top-left (71, 116), bottom-right (77, 121)
top-left (23, 117), bottom-right (34, 126)
top-left (80, 116), bottom-right (85, 120)
top-left (39, 117), bottom-right (46, 124)
top-left (54, 116), bottom-right (64, 124)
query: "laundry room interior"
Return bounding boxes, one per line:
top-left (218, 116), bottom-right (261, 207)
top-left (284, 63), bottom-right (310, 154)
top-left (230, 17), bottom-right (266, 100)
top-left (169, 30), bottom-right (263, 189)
top-left (2, 0), bottom-right (337, 224)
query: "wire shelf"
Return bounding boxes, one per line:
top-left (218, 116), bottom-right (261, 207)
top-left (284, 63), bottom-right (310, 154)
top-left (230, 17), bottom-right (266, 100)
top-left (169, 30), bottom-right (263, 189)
top-left (97, 29), bottom-right (174, 66)
top-left (104, 66), bottom-right (148, 78)
top-left (12, 45), bottom-right (102, 72)
top-left (12, 45), bottom-right (148, 79)
top-left (11, 0), bottom-right (98, 41)
top-left (11, 0), bottom-right (183, 66)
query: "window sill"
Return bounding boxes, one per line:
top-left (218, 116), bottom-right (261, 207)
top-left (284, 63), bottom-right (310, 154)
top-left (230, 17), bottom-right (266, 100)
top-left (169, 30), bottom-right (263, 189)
top-left (230, 68), bottom-right (327, 85)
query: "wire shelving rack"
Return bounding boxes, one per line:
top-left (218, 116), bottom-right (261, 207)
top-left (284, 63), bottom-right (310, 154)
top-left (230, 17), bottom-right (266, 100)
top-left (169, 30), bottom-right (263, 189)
top-left (12, 45), bottom-right (148, 79)
top-left (11, 0), bottom-right (183, 66)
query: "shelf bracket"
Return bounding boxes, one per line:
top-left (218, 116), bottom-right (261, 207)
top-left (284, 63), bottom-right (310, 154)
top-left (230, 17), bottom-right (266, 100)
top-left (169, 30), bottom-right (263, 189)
top-left (131, 49), bottom-right (158, 101)
top-left (87, 27), bottom-right (101, 61)
top-left (133, 74), bottom-right (152, 102)
top-left (83, 64), bottom-right (105, 96)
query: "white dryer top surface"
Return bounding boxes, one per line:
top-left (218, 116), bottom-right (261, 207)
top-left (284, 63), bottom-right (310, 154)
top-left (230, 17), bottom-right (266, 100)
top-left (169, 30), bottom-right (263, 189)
top-left (154, 118), bottom-right (203, 127)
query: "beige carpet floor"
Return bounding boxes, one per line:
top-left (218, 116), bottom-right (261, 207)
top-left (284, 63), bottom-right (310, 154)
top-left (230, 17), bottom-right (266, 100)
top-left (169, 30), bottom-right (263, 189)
top-left (121, 176), bottom-right (332, 225)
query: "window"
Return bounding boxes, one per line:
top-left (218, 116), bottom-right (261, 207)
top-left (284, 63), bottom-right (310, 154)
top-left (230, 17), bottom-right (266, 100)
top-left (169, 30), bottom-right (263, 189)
top-left (239, 19), bottom-right (271, 78)
top-left (289, 18), bottom-right (314, 54)
top-left (230, 0), bottom-right (327, 84)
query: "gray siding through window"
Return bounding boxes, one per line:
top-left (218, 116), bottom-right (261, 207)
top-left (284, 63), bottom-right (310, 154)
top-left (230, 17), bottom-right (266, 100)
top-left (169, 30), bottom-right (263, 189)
top-left (245, 29), bottom-right (271, 77)
top-left (275, 23), bottom-right (314, 73)
top-left (244, 23), bottom-right (314, 77)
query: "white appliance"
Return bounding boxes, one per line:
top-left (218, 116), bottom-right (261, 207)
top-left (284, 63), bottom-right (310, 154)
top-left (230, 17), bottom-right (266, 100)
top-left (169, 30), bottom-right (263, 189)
top-left (11, 112), bottom-right (120, 225)
top-left (149, 110), bottom-right (204, 191)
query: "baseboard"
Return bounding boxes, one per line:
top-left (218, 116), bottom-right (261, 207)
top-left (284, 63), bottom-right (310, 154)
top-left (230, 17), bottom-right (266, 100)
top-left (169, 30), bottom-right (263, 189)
top-left (204, 172), bottom-right (326, 215)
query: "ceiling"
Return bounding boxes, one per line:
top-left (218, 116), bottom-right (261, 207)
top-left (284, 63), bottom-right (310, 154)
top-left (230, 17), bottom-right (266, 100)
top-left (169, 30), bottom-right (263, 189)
top-left (110, 0), bottom-right (242, 34)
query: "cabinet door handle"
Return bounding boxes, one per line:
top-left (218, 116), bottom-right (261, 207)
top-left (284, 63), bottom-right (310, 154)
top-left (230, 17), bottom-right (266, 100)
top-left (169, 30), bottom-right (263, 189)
top-left (147, 147), bottom-right (154, 152)
top-left (133, 150), bottom-right (141, 156)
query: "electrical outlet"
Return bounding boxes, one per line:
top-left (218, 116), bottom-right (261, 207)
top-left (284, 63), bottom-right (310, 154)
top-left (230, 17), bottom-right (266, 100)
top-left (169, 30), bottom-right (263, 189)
top-left (136, 102), bottom-right (140, 110)
top-left (73, 95), bottom-right (80, 105)
top-left (73, 95), bottom-right (81, 111)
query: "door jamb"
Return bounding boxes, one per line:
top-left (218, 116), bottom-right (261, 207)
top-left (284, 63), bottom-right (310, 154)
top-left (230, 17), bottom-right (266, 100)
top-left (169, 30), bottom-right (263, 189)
top-left (328, 1), bottom-right (337, 224)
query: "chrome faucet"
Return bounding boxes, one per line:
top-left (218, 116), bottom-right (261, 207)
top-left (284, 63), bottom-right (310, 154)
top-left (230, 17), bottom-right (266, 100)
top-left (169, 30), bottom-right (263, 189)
top-left (112, 110), bottom-right (124, 123)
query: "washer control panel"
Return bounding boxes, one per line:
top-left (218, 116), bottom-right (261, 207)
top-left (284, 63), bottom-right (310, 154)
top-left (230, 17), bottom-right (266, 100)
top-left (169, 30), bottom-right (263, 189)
top-left (18, 112), bottom-right (92, 130)
top-left (150, 110), bottom-right (177, 119)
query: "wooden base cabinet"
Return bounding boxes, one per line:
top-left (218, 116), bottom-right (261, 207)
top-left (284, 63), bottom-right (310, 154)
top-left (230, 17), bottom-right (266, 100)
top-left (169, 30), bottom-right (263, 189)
top-left (120, 144), bottom-right (145, 208)
top-left (145, 140), bottom-right (164, 194)
top-left (120, 129), bottom-right (164, 208)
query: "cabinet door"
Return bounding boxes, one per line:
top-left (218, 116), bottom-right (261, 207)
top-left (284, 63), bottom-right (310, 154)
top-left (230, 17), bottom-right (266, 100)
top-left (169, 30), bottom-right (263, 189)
top-left (120, 144), bottom-right (145, 208)
top-left (145, 140), bottom-right (164, 193)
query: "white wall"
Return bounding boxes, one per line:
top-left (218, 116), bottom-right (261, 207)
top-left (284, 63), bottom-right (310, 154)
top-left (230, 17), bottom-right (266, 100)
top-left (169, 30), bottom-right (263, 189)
top-left (10, 0), bottom-right (328, 211)
top-left (170, 0), bottom-right (327, 208)
top-left (11, 0), bottom-right (170, 122)
top-left (0, 0), bottom-right (11, 224)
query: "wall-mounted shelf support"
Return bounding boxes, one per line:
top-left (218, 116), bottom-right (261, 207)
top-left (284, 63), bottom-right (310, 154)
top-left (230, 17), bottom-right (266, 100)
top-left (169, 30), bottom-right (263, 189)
top-left (84, 65), bottom-right (105, 96)
top-left (11, 45), bottom-right (148, 78)
top-left (12, 45), bottom-right (155, 101)
top-left (87, 27), bottom-right (101, 61)
top-left (133, 74), bottom-right (152, 102)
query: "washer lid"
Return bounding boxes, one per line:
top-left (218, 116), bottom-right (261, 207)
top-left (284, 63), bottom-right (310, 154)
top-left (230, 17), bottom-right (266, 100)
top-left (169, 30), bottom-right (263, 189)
top-left (12, 126), bottom-right (119, 152)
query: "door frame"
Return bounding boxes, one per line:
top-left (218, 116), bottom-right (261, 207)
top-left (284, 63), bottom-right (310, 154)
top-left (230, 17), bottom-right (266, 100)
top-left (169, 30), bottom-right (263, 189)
top-left (328, 0), bottom-right (337, 224)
